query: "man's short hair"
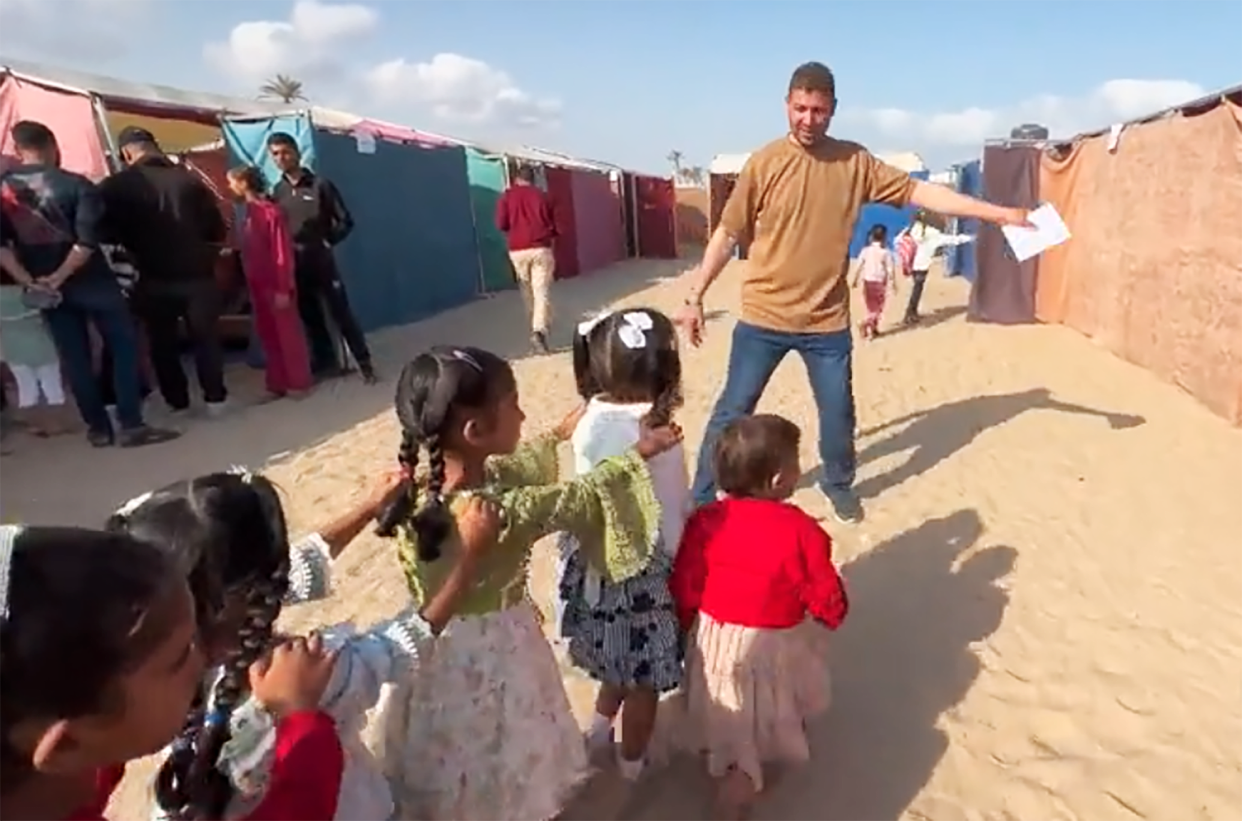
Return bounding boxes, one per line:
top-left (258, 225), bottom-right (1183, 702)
top-left (514, 164), bottom-right (535, 184)
top-left (266, 132), bottom-right (299, 152)
top-left (788, 62), bottom-right (836, 99)
top-left (11, 120), bottom-right (57, 152)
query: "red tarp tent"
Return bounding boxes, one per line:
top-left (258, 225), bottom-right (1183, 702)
top-left (633, 174), bottom-right (677, 259)
top-left (545, 165), bottom-right (580, 279)
top-left (569, 168), bottom-right (626, 275)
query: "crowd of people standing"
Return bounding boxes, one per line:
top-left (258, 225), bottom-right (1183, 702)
top-left (0, 121), bottom-right (375, 452)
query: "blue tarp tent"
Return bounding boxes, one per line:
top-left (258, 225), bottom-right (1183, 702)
top-left (848, 169), bottom-right (930, 257)
top-left (946, 159), bottom-right (982, 280)
top-left (222, 116), bottom-right (481, 333)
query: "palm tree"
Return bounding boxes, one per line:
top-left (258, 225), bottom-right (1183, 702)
top-left (666, 150), bottom-right (684, 178)
top-left (258, 74), bottom-right (308, 103)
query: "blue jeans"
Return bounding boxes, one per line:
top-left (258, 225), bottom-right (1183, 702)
top-left (44, 276), bottom-right (145, 434)
top-left (691, 321), bottom-right (856, 506)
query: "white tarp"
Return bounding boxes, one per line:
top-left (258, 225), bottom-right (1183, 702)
top-left (876, 151), bottom-right (927, 173)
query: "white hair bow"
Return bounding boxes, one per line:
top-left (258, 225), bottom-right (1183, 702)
top-left (0, 524), bottom-right (21, 620)
top-left (116, 490), bottom-right (155, 518)
top-left (577, 311), bottom-right (613, 338)
top-left (616, 311), bottom-right (654, 350)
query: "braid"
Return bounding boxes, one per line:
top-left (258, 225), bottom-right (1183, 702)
top-left (409, 434), bottom-right (451, 561)
top-left (644, 384), bottom-right (678, 428)
top-left (375, 429), bottom-right (419, 538)
top-left (158, 569), bottom-right (286, 819)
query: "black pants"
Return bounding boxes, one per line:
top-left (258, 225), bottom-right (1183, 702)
top-left (904, 269), bottom-right (929, 320)
top-left (132, 279), bottom-right (227, 409)
top-left (97, 337), bottom-right (152, 408)
top-left (294, 245), bottom-right (371, 374)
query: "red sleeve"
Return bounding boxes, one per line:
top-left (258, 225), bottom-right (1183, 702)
top-left (265, 205), bottom-right (296, 293)
top-left (66, 766), bottom-right (127, 820)
top-left (793, 516), bottom-right (849, 629)
top-left (238, 710), bottom-right (343, 821)
top-left (670, 509), bottom-right (711, 630)
top-left (494, 192), bottom-right (510, 232)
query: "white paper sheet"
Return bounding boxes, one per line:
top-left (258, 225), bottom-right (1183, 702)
top-left (1002, 203), bottom-right (1071, 262)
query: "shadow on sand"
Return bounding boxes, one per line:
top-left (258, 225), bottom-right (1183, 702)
top-left (608, 509), bottom-right (1015, 821)
top-left (799, 388), bottom-right (1146, 500)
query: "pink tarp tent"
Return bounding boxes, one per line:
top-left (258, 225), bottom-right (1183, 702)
top-left (569, 168), bottom-right (626, 275)
top-left (0, 73), bottom-right (109, 179)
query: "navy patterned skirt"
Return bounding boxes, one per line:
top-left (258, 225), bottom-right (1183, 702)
top-left (558, 540), bottom-right (684, 693)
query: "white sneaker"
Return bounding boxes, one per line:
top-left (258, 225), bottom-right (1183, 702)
top-left (616, 753), bottom-right (646, 782)
top-left (204, 401), bottom-right (229, 419)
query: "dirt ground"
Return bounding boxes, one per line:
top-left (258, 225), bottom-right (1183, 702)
top-left (3, 257), bottom-right (1240, 820)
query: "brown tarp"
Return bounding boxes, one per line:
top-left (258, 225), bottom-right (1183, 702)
top-left (675, 186), bottom-right (709, 245)
top-left (1037, 99), bottom-right (1242, 426)
top-left (968, 145), bottom-right (1041, 324)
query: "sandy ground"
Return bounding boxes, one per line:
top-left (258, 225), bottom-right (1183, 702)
top-left (3, 256), bottom-right (1241, 820)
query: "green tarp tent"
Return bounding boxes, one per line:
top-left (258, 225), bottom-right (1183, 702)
top-left (466, 149), bottom-right (514, 292)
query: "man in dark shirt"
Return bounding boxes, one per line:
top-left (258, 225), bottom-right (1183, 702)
top-left (495, 164), bottom-right (557, 353)
top-left (267, 132), bottom-right (376, 383)
top-left (99, 126), bottom-right (230, 415)
top-left (0, 120), bottom-right (177, 447)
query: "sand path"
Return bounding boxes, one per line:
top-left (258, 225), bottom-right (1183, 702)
top-left (3, 257), bottom-right (1239, 820)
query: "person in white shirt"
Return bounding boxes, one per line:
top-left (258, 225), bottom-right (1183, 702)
top-left (899, 211), bottom-right (974, 325)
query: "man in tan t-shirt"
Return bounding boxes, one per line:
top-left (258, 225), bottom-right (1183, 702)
top-left (678, 61), bottom-right (1030, 523)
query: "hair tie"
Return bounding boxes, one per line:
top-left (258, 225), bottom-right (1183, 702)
top-left (229, 465), bottom-right (256, 484)
top-left (0, 524), bottom-right (21, 621)
top-left (449, 349), bottom-right (481, 371)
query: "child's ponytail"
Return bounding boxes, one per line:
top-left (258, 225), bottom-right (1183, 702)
top-left (409, 433), bottom-right (452, 561)
top-left (375, 429), bottom-right (419, 538)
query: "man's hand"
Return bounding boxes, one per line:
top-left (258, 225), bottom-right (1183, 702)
top-left (994, 207), bottom-right (1035, 229)
top-left (41, 270), bottom-right (69, 291)
top-left (674, 289), bottom-right (706, 348)
top-left (553, 402), bottom-right (589, 441)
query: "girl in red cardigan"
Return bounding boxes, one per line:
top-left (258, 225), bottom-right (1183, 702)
top-left (669, 414), bottom-right (849, 820)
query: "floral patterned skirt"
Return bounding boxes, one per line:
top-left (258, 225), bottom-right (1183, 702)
top-left (375, 602), bottom-right (589, 820)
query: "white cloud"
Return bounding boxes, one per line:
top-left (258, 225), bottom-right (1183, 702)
top-left (202, 0), bottom-right (378, 85)
top-left (365, 52), bottom-right (561, 129)
top-left (840, 79), bottom-right (1208, 147)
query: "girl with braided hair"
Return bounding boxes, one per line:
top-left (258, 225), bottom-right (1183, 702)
top-left (372, 344), bottom-right (683, 820)
top-left (556, 307), bottom-right (689, 784)
top-left (109, 470), bottom-right (503, 820)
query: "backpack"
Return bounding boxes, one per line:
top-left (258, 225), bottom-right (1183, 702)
top-left (896, 232), bottom-right (917, 276)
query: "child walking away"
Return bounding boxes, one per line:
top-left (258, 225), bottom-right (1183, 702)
top-left (226, 166), bottom-right (312, 402)
top-left (109, 468), bottom-right (492, 821)
top-left (669, 415), bottom-right (849, 820)
top-left (851, 224), bottom-right (898, 340)
top-left (373, 345), bottom-right (682, 820)
top-left (0, 525), bottom-right (204, 821)
top-left (900, 211), bottom-right (974, 325)
top-left (559, 308), bottom-right (690, 783)
top-left (0, 282), bottom-right (70, 436)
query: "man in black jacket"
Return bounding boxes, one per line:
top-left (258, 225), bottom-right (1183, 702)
top-left (267, 132), bottom-right (376, 383)
top-left (99, 126), bottom-right (230, 415)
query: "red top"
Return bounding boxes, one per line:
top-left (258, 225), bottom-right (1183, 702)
top-left (495, 184), bottom-right (557, 251)
top-left (66, 766), bottom-right (126, 821)
top-left (239, 199), bottom-right (296, 296)
top-left (670, 497), bottom-right (849, 631)
top-left (67, 710), bottom-right (344, 821)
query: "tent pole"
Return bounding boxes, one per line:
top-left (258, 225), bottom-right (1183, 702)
top-left (91, 95), bottom-right (123, 175)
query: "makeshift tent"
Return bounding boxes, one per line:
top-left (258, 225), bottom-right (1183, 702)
top-left (946, 159), bottom-right (982, 280)
top-left (466, 148), bottom-right (514, 292)
top-left (224, 114), bottom-right (482, 331)
top-left (968, 143), bottom-right (1042, 325)
top-left (1036, 88), bottom-right (1242, 426)
top-left (0, 71), bottom-right (109, 179)
top-left (544, 165), bottom-right (580, 279)
top-left (569, 168), bottom-right (626, 275)
top-left (633, 174), bottom-right (678, 259)
top-left (674, 184), bottom-right (709, 245)
top-left (847, 169), bottom-right (930, 257)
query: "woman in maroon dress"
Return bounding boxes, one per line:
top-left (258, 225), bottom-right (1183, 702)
top-left (227, 166), bottom-right (312, 400)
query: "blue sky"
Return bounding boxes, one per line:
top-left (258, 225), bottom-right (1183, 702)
top-left (2, 0), bottom-right (1238, 173)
